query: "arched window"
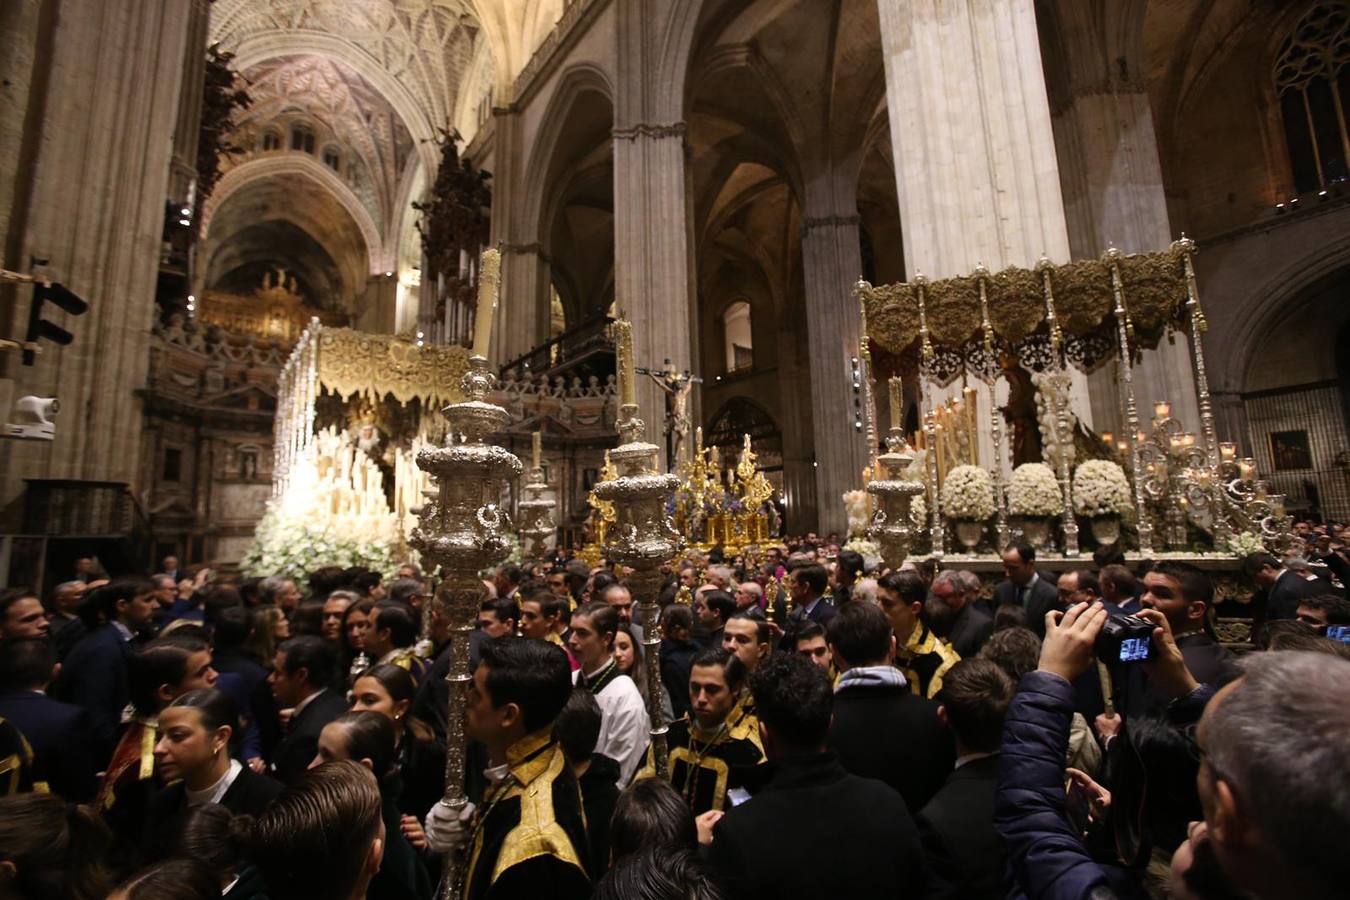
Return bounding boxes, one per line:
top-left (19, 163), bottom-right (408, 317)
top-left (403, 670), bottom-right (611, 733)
top-left (723, 301), bottom-right (753, 374)
top-left (1274, 3), bottom-right (1350, 193)
top-left (322, 147), bottom-right (341, 172)
top-left (290, 126), bottom-right (316, 154)
top-left (260, 130), bottom-right (281, 152)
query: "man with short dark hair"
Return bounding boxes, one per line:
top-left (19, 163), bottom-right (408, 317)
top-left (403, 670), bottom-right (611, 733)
top-left (785, 563), bottom-right (835, 629)
top-left (520, 588), bottom-right (569, 647)
top-left (56, 577), bottom-right (158, 757)
top-left (0, 589), bottom-right (48, 641)
top-left (994, 544), bottom-right (1058, 637)
top-left (1297, 592), bottom-right (1350, 630)
top-left (1243, 550), bottom-right (1325, 624)
top-left (1098, 564), bottom-right (1139, 612)
top-left (365, 603), bottom-right (428, 681)
top-left (877, 572), bottom-right (961, 698)
top-left (555, 688), bottom-right (620, 875)
top-left (601, 582), bottom-right (638, 626)
top-left (47, 580), bottom-right (87, 661)
top-left (1055, 569), bottom-right (1101, 607)
top-left (493, 563), bottom-right (525, 602)
top-left (916, 658), bottom-right (1014, 900)
top-left (477, 596), bottom-right (520, 638)
top-left (267, 635), bottom-right (347, 784)
top-left (707, 652), bottom-right (926, 900)
top-left (642, 647), bottom-right (763, 814)
top-left (694, 589), bottom-right (735, 649)
top-left (722, 612), bottom-right (770, 673)
top-left (791, 622), bottom-right (832, 671)
top-left (930, 570), bottom-right (992, 657)
top-left (825, 602), bottom-right (955, 811)
top-left (660, 604), bottom-right (700, 722)
top-left (0, 637), bottom-right (97, 800)
top-left (832, 549), bottom-right (865, 605)
top-left (424, 638), bottom-right (590, 900)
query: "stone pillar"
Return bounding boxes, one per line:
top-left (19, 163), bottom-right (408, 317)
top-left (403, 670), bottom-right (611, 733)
top-left (612, 123), bottom-right (694, 463)
top-left (488, 107), bottom-right (549, 366)
top-left (800, 202), bottom-right (868, 536)
top-left (877, 0), bottom-right (1093, 485)
top-left (0, 0), bottom-right (195, 509)
top-left (168, 0), bottom-right (211, 202)
top-left (1044, 0), bottom-right (1199, 436)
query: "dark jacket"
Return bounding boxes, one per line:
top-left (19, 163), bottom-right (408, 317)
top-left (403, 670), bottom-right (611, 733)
top-left (994, 575), bottom-right (1060, 638)
top-left (827, 680), bottom-right (955, 812)
top-left (708, 752), bottom-right (927, 900)
top-left (1124, 632), bottom-right (1237, 719)
top-left (53, 623), bottom-right (132, 758)
top-left (49, 614), bottom-right (86, 662)
top-left (577, 753), bottom-right (621, 877)
top-left (1266, 568), bottom-right (1323, 622)
top-left (0, 690), bottom-right (98, 801)
top-left (659, 637), bottom-right (700, 721)
top-left (917, 755), bottom-right (1006, 900)
top-left (143, 765), bottom-right (284, 860)
top-left (948, 602), bottom-right (994, 658)
top-left (995, 671), bottom-right (1114, 900)
top-left (370, 782), bottom-right (432, 900)
top-left (269, 689), bottom-right (348, 785)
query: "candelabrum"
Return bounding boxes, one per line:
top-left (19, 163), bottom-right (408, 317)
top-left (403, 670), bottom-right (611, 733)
top-left (975, 265), bottom-right (1011, 551)
top-left (1136, 402), bottom-right (1211, 549)
top-left (409, 355), bottom-right (522, 900)
top-left (1213, 444), bottom-right (1298, 556)
top-left (517, 465), bottom-right (556, 559)
top-left (591, 399), bottom-right (682, 778)
top-left (867, 428), bottom-right (926, 570)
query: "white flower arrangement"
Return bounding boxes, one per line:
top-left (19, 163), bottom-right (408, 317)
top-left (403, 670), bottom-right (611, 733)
top-left (1227, 531), bottom-right (1267, 557)
top-left (941, 465), bottom-right (996, 521)
top-left (909, 492), bottom-right (928, 529)
top-left (1008, 463), bottom-right (1063, 517)
top-left (1072, 459), bottom-right (1133, 518)
top-left (842, 489), bottom-right (870, 539)
top-left (843, 537), bottom-right (879, 557)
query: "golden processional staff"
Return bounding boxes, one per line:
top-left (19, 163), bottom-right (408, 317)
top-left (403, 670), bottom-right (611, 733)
top-left (410, 250), bottom-right (521, 900)
top-left (592, 318), bottom-right (683, 777)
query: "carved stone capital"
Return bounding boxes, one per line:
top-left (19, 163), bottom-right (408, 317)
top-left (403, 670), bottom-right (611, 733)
top-left (611, 122), bottom-right (687, 142)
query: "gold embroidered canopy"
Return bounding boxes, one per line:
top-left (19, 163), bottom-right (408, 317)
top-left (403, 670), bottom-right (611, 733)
top-left (314, 326), bottom-right (470, 408)
top-left (858, 246), bottom-right (1195, 385)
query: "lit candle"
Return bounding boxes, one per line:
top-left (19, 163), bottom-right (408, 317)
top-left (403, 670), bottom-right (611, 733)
top-left (1153, 400), bottom-right (1171, 420)
top-left (613, 318), bottom-right (636, 407)
top-left (471, 248), bottom-right (501, 358)
top-left (1181, 432), bottom-right (1196, 448)
top-left (1101, 431), bottom-right (1114, 446)
top-left (695, 426), bottom-right (703, 452)
top-left (1116, 440), bottom-right (1129, 454)
top-left (888, 377), bottom-right (903, 430)
top-left (532, 430), bottom-right (542, 470)
top-left (1220, 442), bottom-right (1237, 461)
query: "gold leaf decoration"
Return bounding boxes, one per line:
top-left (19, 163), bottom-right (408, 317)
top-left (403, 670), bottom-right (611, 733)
top-left (315, 328), bottom-right (470, 408)
top-left (862, 283), bottom-right (920, 353)
top-left (986, 266), bottom-right (1044, 343)
top-left (1118, 248), bottom-right (1186, 344)
top-left (925, 275), bottom-right (981, 348)
top-left (1051, 259), bottom-right (1113, 335)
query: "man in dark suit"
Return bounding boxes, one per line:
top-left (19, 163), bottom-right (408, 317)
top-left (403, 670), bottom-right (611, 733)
top-left (993, 543), bottom-right (1059, 638)
top-left (932, 569), bottom-right (993, 658)
top-left (917, 658), bottom-right (1015, 900)
top-left (1126, 561), bottom-right (1238, 718)
top-left (825, 602), bottom-right (955, 812)
top-left (708, 651), bottom-right (927, 900)
top-left (0, 637), bottom-right (98, 801)
top-left (1243, 552), bottom-right (1323, 624)
top-left (55, 577), bottom-right (158, 759)
top-left (776, 563), bottom-right (836, 651)
top-left (266, 635), bottom-right (348, 784)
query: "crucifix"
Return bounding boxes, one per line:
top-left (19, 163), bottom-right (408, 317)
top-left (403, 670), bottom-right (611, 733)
top-left (636, 358), bottom-right (702, 467)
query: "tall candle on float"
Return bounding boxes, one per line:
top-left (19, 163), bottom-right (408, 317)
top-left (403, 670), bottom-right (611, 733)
top-left (472, 249), bottom-right (501, 358)
top-left (613, 318), bottom-right (636, 408)
top-left (532, 430), bottom-right (542, 470)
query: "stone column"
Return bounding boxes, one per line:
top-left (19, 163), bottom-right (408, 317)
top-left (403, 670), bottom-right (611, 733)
top-left (488, 107), bottom-right (549, 366)
top-left (877, 0), bottom-right (1093, 484)
top-left (612, 123), bottom-right (694, 463)
top-left (1044, 0), bottom-right (1199, 435)
top-left (800, 202), bottom-right (868, 536)
top-left (0, 0), bottom-right (195, 508)
top-left (168, 0), bottom-right (211, 202)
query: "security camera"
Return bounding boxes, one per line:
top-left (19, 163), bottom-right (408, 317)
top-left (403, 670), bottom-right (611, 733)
top-left (5, 395), bottom-right (58, 440)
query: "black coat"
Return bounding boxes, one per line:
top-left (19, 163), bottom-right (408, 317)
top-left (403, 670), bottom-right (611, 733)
top-left (659, 638), bottom-right (700, 721)
top-left (947, 603), bottom-right (993, 658)
top-left (707, 752), bottom-right (927, 900)
top-left (53, 623), bottom-right (132, 759)
top-left (269, 689), bottom-right (348, 785)
top-left (143, 765), bottom-right (284, 860)
top-left (994, 575), bottom-right (1061, 637)
top-left (1124, 632), bottom-right (1238, 719)
top-left (1267, 569), bottom-right (1323, 622)
top-left (577, 753), bottom-right (621, 877)
top-left (916, 755), bottom-right (1006, 900)
top-left (827, 681), bottom-right (955, 812)
top-left (0, 690), bottom-right (98, 801)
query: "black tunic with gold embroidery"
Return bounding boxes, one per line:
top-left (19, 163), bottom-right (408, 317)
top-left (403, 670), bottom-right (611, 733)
top-left (461, 729), bottom-right (591, 900)
top-left (640, 708), bottom-right (764, 816)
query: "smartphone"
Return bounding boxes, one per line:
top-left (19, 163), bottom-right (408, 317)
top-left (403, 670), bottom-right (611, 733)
top-left (1327, 625), bottom-right (1350, 644)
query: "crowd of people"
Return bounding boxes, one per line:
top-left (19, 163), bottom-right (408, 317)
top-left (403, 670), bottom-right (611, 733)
top-left (0, 527), bottom-right (1347, 900)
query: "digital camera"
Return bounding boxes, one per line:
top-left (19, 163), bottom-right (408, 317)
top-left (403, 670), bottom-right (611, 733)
top-left (1096, 613), bottom-right (1155, 663)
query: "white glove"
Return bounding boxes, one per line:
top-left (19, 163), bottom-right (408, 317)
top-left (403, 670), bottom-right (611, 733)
top-left (424, 800), bottom-right (476, 853)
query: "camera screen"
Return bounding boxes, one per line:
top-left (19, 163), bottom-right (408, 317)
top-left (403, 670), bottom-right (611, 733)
top-left (1327, 625), bottom-right (1350, 644)
top-left (1119, 636), bottom-right (1152, 662)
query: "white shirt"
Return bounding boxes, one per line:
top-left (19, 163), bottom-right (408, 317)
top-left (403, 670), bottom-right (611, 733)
top-left (573, 666), bottom-right (650, 786)
top-left (187, 759), bottom-right (242, 806)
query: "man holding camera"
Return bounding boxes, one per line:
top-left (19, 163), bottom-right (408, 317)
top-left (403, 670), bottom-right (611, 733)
top-left (1125, 562), bottom-right (1237, 718)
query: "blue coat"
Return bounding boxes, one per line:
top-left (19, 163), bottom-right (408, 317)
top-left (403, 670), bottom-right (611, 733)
top-left (53, 623), bottom-right (132, 759)
top-left (995, 671), bottom-right (1113, 900)
top-left (0, 690), bottom-right (98, 801)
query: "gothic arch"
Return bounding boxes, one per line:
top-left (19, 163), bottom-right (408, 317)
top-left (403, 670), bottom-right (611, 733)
top-left (202, 155), bottom-right (390, 274)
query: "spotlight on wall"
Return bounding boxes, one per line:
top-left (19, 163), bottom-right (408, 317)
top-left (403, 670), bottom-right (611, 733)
top-left (1319, 190), bottom-right (1329, 202)
top-left (1275, 203), bottom-right (1286, 214)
